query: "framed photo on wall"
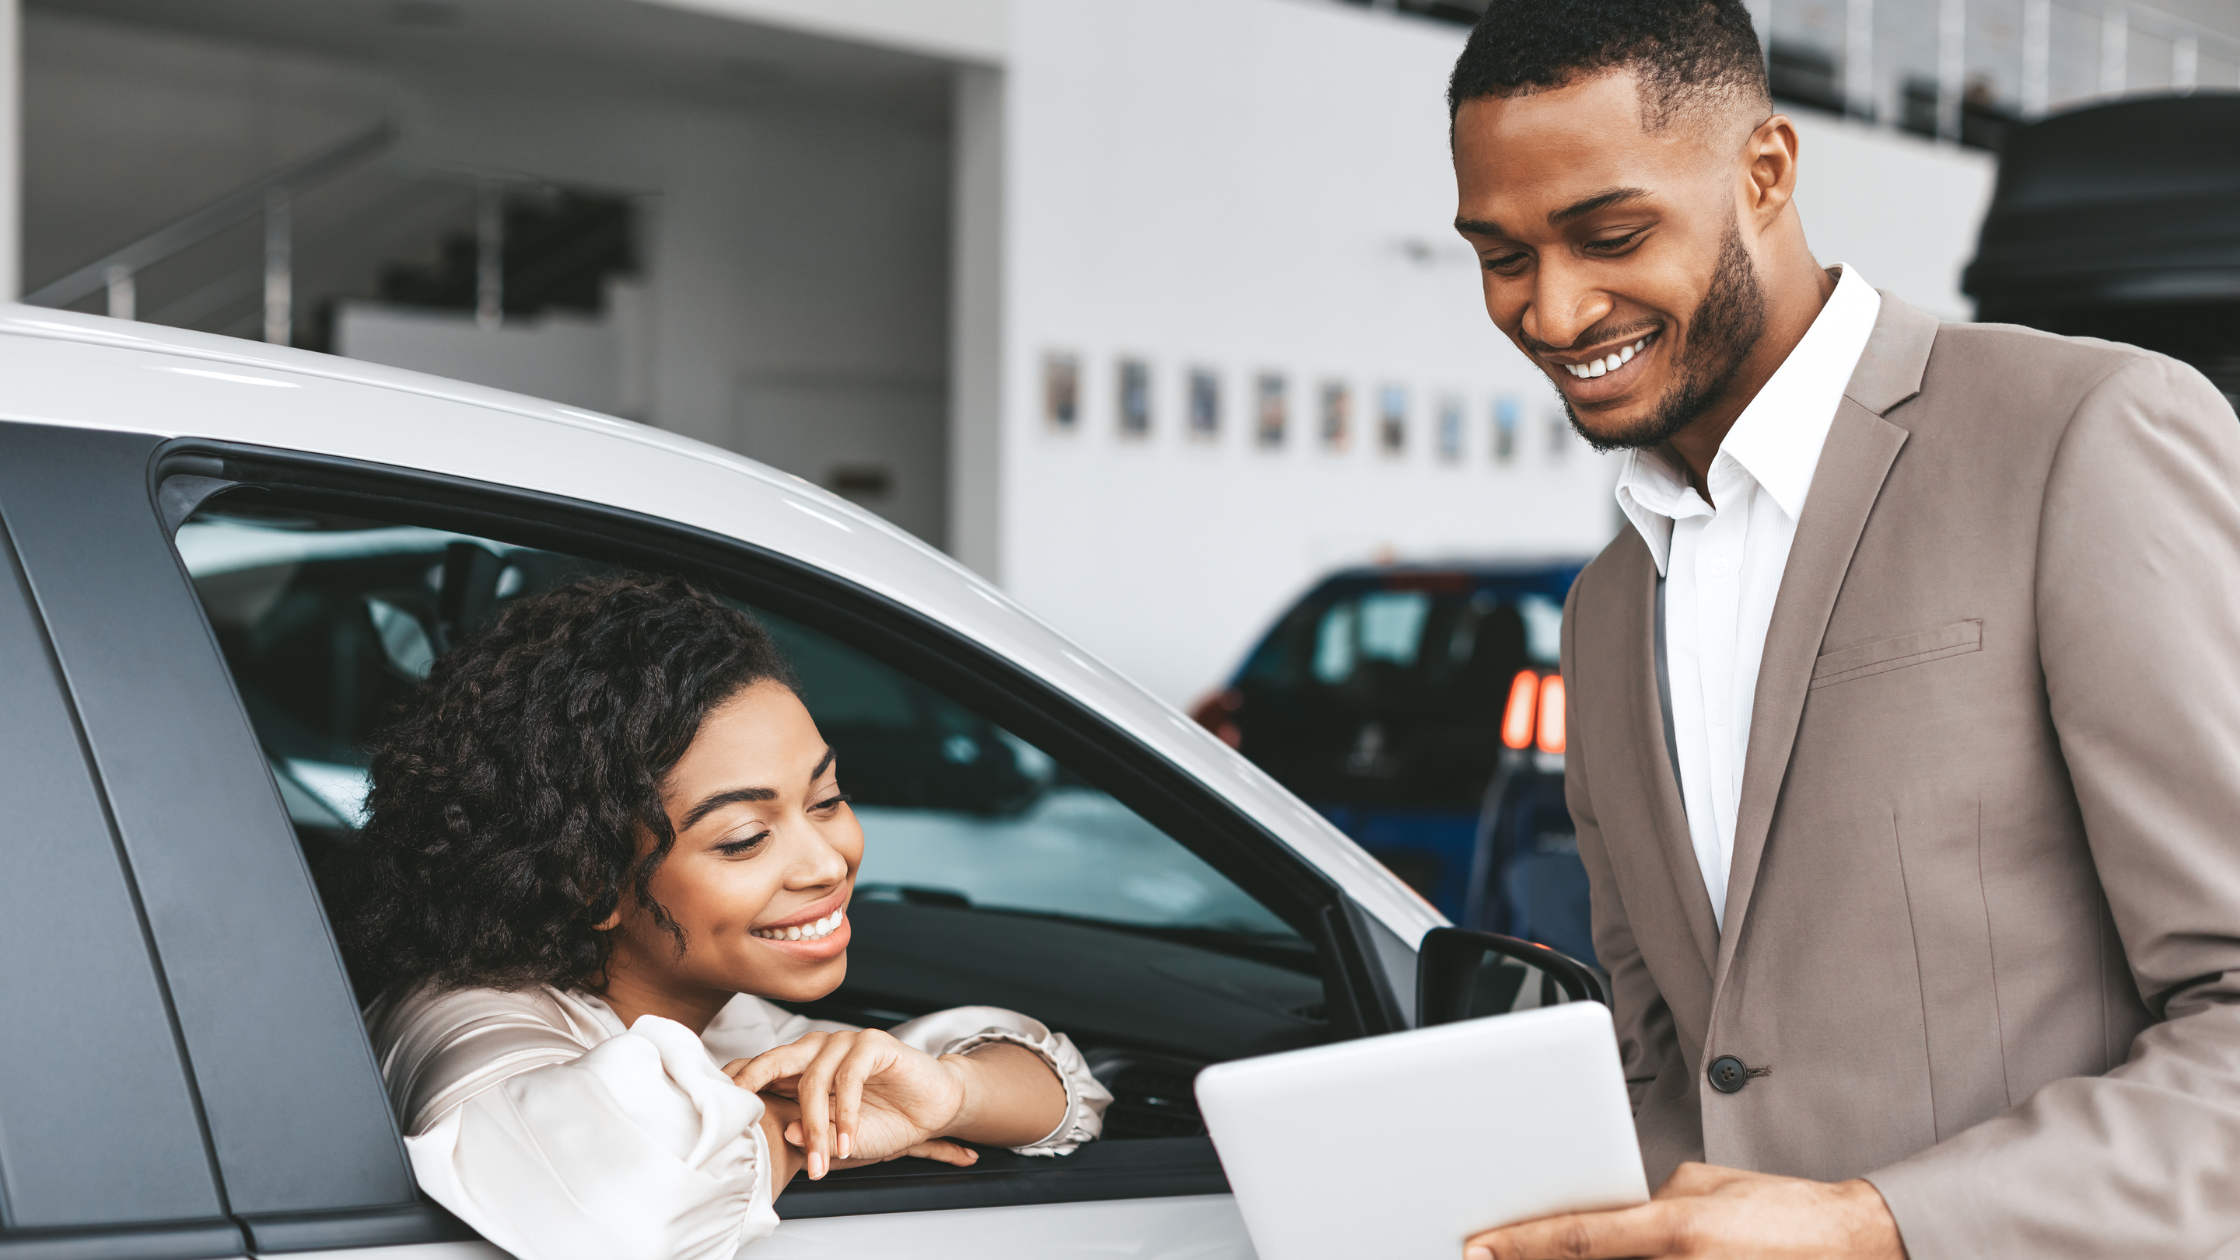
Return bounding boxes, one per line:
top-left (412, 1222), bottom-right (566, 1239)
top-left (1493, 394), bottom-right (1519, 462)
top-left (1117, 357), bottom-right (1152, 438)
top-left (1319, 379), bottom-right (1350, 452)
top-left (1378, 384), bottom-right (1407, 455)
top-left (1436, 394), bottom-right (1463, 462)
top-left (1188, 366), bottom-right (1221, 439)
top-left (1042, 351), bottom-right (1080, 430)
top-left (1255, 372), bottom-right (1287, 449)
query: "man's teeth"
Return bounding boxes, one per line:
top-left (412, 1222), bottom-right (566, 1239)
top-left (1563, 338), bottom-right (1648, 378)
top-left (755, 909), bottom-right (845, 942)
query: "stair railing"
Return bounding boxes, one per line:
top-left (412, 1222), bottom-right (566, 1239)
top-left (24, 123), bottom-right (395, 346)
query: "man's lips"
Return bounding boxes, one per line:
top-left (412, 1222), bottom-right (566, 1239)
top-left (1544, 329), bottom-right (1660, 396)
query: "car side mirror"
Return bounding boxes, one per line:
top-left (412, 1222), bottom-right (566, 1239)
top-left (1416, 927), bottom-right (1608, 1027)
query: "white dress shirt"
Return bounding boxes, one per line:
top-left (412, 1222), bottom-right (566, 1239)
top-left (1612, 264), bottom-right (1882, 929)
top-left (363, 984), bottom-right (1111, 1260)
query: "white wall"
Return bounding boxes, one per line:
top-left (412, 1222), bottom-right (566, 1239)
top-left (996, 0), bottom-right (1618, 708)
top-left (1788, 111), bottom-right (1996, 321)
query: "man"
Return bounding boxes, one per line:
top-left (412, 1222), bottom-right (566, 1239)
top-left (1444, 3), bottom-right (2240, 1257)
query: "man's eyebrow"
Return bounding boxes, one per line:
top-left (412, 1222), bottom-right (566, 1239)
top-left (1549, 186), bottom-right (1652, 226)
top-left (1454, 216), bottom-right (1508, 238)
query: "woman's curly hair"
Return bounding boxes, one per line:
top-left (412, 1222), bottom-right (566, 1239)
top-left (333, 571), bottom-right (797, 999)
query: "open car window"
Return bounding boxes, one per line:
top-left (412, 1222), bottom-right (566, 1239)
top-left (176, 495), bottom-right (1331, 1174)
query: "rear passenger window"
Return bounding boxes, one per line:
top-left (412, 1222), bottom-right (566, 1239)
top-left (178, 498), bottom-right (1326, 1143)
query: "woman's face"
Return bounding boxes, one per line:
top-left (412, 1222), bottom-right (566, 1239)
top-left (606, 679), bottom-right (862, 1007)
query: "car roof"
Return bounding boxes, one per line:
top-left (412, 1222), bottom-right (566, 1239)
top-left (0, 305), bottom-right (1440, 944)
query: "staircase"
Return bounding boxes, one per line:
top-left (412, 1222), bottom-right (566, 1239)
top-left (25, 125), bottom-right (639, 359)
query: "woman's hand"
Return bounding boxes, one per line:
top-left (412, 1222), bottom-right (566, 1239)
top-left (728, 1030), bottom-right (968, 1178)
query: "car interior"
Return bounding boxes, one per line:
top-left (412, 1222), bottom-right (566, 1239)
top-left (175, 489), bottom-right (1341, 1182)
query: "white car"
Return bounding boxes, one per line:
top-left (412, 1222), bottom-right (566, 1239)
top-left (0, 306), bottom-right (1585, 1260)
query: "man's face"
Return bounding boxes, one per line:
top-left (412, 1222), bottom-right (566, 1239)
top-left (1453, 71), bottom-right (1764, 451)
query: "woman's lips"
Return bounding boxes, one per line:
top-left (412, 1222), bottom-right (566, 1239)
top-left (754, 912), bottom-right (850, 961)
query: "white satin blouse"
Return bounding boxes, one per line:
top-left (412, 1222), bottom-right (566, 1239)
top-left (364, 984), bottom-right (1113, 1260)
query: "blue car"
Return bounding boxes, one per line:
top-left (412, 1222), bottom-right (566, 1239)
top-left (1192, 561), bottom-right (1594, 963)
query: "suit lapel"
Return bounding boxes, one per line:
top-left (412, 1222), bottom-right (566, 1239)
top-left (1613, 539), bottom-right (1722, 977)
top-left (1711, 293), bottom-right (1938, 988)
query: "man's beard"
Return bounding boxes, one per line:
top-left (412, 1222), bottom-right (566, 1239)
top-left (1563, 223), bottom-right (1766, 454)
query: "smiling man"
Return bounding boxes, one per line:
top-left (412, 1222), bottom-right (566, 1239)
top-left (1446, 2), bottom-right (2240, 1258)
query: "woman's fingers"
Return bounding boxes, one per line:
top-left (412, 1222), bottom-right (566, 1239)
top-left (830, 1034), bottom-right (894, 1163)
top-left (794, 1033), bottom-right (866, 1178)
top-left (730, 1034), bottom-right (828, 1094)
top-left (902, 1139), bottom-right (979, 1166)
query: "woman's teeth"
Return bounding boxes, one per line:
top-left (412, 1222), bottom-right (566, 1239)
top-left (1562, 338), bottom-right (1648, 379)
top-left (755, 909), bottom-right (845, 942)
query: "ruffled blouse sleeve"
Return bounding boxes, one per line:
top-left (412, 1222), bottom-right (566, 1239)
top-left (367, 986), bottom-right (778, 1260)
top-left (884, 1006), bottom-right (1114, 1156)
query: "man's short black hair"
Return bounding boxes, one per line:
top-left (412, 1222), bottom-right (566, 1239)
top-left (1448, 0), bottom-right (1771, 132)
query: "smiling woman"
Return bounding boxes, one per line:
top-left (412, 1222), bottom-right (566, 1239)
top-left (332, 573), bottom-right (1108, 1260)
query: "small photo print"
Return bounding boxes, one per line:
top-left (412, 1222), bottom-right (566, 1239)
top-left (1042, 351), bottom-right (1079, 430)
top-left (1436, 394), bottom-right (1464, 463)
top-left (1493, 395), bottom-right (1520, 463)
top-left (1255, 372), bottom-right (1287, 449)
top-left (1188, 367), bottom-right (1221, 439)
top-left (1319, 380), bottom-right (1351, 451)
top-left (1378, 384), bottom-right (1407, 455)
top-left (1547, 406), bottom-right (1571, 461)
top-left (1117, 357), bottom-right (1152, 438)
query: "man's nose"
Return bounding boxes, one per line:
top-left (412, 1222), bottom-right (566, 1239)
top-left (1523, 258), bottom-right (1613, 350)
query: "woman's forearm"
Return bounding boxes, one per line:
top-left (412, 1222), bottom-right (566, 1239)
top-left (939, 1043), bottom-right (1068, 1148)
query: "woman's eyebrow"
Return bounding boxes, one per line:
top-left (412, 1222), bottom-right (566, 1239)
top-left (676, 749), bottom-right (836, 832)
top-left (679, 786), bottom-right (775, 831)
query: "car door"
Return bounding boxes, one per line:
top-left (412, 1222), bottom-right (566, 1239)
top-left (0, 420), bottom-right (1410, 1258)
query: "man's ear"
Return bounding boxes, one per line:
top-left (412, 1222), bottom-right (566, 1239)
top-left (1739, 113), bottom-right (1801, 225)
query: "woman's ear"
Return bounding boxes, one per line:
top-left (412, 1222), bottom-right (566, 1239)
top-left (593, 907), bottom-right (623, 932)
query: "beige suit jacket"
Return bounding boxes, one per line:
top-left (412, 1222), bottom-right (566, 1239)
top-left (1562, 291), bottom-right (2240, 1257)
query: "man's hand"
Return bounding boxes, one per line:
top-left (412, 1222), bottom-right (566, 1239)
top-left (1463, 1162), bottom-right (1906, 1259)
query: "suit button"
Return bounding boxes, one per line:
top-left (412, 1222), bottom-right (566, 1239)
top-left (1708, 1055), bottom-right (1748, 1093)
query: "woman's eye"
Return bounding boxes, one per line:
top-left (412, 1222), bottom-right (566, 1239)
top-left (716, 830), bottom-right (771, 857)
top-left (812, 791), bottom-right (853, 814)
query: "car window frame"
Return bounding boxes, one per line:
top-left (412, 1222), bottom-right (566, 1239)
top-left (148, 436), bottom-right (1407, 1222)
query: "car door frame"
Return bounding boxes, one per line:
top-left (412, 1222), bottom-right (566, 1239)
top-left (2, 421), bottom-right (1412, 1244)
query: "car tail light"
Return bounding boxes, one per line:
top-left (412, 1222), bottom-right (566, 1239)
top-left (1536, 673), bottom-right (1566, 755)
top-left (1501, 670), bottom-right (1538, 749)
top-left (1189, 687), bottom-right (1245, 749)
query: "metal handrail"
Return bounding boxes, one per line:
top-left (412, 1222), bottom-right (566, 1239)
top-left (24, 122), bottom-right (395, 312)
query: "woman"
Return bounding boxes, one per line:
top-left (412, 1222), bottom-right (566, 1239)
top-left (338, 573), bottom-right (1109, 1260)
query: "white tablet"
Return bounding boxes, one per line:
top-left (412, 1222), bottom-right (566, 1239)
top-left (1194, 1002), bottom-right (1650, 1260)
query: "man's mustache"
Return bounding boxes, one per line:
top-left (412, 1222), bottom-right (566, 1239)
top-left (1519, 319), bottom-right (1664, 356)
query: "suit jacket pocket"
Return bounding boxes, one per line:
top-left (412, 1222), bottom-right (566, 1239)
top-left (1811, 619), bottom-right (1982, 689)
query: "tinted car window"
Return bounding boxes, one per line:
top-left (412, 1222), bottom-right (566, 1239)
top-left (179, 499), bottom-right (1323, 1143)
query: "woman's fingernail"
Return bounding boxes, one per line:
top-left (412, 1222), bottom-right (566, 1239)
top-left (810, 1152), bottom-right (825, 1179)
top-left (839, 1133), bottom-right (851, 1159)
top-left (1466, 1248), bottom-right (1493, 1260)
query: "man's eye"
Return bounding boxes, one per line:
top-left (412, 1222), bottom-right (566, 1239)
top-left (1484, 252), bottom-right (1530, 273)
top-left (1586, 231), bottom-right (1644, 253)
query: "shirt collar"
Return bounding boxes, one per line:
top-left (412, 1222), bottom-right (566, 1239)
top-left (1612, 264), bottom-right (1883, 575)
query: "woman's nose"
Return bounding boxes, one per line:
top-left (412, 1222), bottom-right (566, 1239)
top-left (784, 821), bottom-right (851, 888)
